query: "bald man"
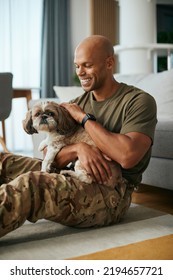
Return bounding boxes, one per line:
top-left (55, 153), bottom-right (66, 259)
top-left (0, 36), bottom-right (157, 237)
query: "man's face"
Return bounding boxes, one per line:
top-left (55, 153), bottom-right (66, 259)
top-left (74, 46), bottom-right (109, 92)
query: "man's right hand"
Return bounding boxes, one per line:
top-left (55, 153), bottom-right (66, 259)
top-left (75, 142), bottom-right (112, 185)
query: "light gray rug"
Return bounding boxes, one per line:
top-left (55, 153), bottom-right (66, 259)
top-left (0, 204), bottom-right (172, 260)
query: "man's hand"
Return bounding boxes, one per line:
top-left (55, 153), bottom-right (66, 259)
top-left (76, 142), bottom-right (112, 185)
top-left (61, 103), bottom-right (85, 123)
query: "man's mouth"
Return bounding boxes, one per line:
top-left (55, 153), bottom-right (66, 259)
top-left (80, 78), bottom-right (92, 86)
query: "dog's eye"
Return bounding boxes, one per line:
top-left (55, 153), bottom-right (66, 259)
top-left (35, 112), bottom-right (41, 117)
top-left (47, 112), bottom-right (54, 117)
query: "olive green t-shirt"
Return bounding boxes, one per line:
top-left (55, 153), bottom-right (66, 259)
top-left (71, 83), bottom-right (157, 185)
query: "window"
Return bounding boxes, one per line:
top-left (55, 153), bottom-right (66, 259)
top-left (157, 4), bottom-right (173, 71)
top-left (0, 0), bottom-right (43, 153)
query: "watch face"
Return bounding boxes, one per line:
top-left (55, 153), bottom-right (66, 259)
top-left (87, 114), bottom-right (96, 121)
top-left (81, 113), bottom-right (96, 128)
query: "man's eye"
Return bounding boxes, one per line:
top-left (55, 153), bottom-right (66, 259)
top-left (85, 64), bottom-right (92, 68)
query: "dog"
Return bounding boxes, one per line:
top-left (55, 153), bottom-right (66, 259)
top-left (22, 101), bottom-right (121, 186)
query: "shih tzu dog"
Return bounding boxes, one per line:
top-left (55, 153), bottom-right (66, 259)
top-left (22, 101), bottom-right (121, 186)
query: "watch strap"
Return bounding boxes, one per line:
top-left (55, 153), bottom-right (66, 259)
top-left (81, 113), bottom-right (96, 128)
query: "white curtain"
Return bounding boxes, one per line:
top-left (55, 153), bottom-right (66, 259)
top-left (0, 0), bottom-right (43, 153)
top-left (0, 0), bottom-right (43, 87)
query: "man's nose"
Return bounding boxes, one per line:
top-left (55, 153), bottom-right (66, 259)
top-left (77, 66), bottom-right (85, 76)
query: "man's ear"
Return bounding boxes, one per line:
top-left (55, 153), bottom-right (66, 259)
top-left (106, 55), bottom-right (115, 69)
top-left (22, 110), bottom-right (38, 134)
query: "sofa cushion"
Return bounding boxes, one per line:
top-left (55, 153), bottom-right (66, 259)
top-left (142, 157), bottom-right (173, 190)
top-left (114, 69), bottom-right (173, 120)
top-left (152, 120), bottom-right (173, 159)
top-left (53, 86), bottom-right (84, 102)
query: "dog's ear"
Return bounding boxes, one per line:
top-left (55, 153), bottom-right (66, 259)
top-left (54, 104), bottom-right (78, 134)
top-left (22, 110), bottom-right (38, 134)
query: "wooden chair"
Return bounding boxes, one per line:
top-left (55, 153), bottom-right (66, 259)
top-left (0, 73), bottom-right (13, 152)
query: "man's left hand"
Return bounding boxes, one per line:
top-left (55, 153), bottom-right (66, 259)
top-left (61, 103), bottom-right (85, 123)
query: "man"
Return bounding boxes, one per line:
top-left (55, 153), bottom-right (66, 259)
top-left (0, 35), bottom-right (157, 238)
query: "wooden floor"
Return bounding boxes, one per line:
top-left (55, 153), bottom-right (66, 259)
top-left (132, 184), bottom-right (173, 215)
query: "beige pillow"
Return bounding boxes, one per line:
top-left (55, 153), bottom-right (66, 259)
top-left (137, 70), bottom-right (173, 119)
top-left (53, 86), bottom-right (83, 102)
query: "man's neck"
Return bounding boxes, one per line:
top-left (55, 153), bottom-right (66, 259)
top-left (92, 80), bottom-right (120, 102)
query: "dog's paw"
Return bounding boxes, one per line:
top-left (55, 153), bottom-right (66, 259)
top-left (41, 167), bottom-right (51, 173)
top-left (60, 170), bottom-right (93, 184)
top-left (38, 143), bottom-right (46, 152)
top-left (79, 173), bottom-right (93, 184)
top-left (60, 170), bottom-right (71, 177)
top-left (41, 162), bottom-right (51, 173)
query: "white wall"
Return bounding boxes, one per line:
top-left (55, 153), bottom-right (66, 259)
top-left (69, 0), bottom-right (173, 56)
top-left (70, 0), bottom-right (91, 56)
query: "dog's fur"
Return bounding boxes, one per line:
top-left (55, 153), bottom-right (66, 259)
top-left (22, 101), bottom-right (121, 186)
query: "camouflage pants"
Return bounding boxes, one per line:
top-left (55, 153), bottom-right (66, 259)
top-left (0, 152), bottom-right (134, 238)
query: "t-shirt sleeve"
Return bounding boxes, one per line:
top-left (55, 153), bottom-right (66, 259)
top-left (120, 92), bottom-right (157, 142)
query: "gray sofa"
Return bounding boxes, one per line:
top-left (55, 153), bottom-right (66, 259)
top-left (31, 69), bottom-right (173, 191)
top-left (142, 120), bottom-right (173, 190)
top-left (114, 70), bottom-right (173, 191)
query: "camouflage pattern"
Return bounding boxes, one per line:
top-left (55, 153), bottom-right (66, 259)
top-left (0, 152), bottom-right (134, 238)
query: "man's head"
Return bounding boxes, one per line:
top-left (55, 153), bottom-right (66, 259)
top-left (74, 35), bottom-right (115, 93)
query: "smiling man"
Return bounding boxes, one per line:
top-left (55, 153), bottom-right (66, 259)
top-left (0, 35), bottom-right (157, 238)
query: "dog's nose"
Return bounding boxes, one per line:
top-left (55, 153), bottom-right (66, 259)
top-left (42, 114), bottom-right (48, 120)
top-left (40, 114), bottom-right (48, 124)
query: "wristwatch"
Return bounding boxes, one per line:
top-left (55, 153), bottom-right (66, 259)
top-left (81, 113), bottom-right (96, 128)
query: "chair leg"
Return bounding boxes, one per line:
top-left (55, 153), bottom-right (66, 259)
top-left (2, 120), bottom-right (6, 143)
top-left (0, 136), bottom-right (9, 153)
top-left (1, 121), bottom-right (9, 152)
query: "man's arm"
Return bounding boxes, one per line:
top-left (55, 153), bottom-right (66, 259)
top-left (84, 121), bottom-right (151, 169)
top-left (61, 103), bottom-right (152, 169)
